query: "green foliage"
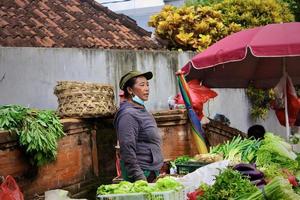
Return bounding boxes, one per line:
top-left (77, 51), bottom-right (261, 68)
top-left (198, 168), bottom-right (259, 200)
top-left (213, 0), bottom-right (295, 28)
top-left (0, 105), bottom-right (64, 166)
top-left (185, 0), bottom-right (223, 6)
top-left (246, 85), bottom-right (276, 121)
top-left (0, 105), bottom-right (27, 132)
top-left (280, 0), bottom-right (300, 21)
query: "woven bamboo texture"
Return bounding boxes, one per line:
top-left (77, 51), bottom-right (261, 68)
top-left (54, 81), bottom-right (116, 118)
top-left (203, 119), bottom-right (246, 147)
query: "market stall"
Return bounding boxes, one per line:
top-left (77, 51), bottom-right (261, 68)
top-left (96, 22), bottom-right (300, 200)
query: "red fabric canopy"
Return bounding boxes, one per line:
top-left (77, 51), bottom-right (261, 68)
top-left (182, 22), bottom-right (300, 88)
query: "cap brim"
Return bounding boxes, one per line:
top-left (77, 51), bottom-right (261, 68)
top-left (140, 71), bottom-right (153, 80)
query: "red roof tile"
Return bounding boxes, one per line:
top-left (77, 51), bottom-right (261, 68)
top-left (0, 0), bottom-right (163, 50)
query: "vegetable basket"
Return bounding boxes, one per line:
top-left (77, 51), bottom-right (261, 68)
top-left (203, 119), bottom-right (246, 147)
top-left (176, 162), bottom-right (208, 175)
top-left (54, 81), bottom-right (116, 118)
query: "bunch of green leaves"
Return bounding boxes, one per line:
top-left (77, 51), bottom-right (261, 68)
top-left (210, 136), bottom-right (262, 164)
top-left (198, 168), bottom-right (259, 200)
top-left (236, 176), bottom-right (300, 200)
top-left (170, 155), bottom-right (194, 168)
top-left (0, 105), bottom-right (27, 132)
top-left (0, 105), bottom-right (64, 166)
top-left (97, 177), bottom-right (183, 197)
top-left (246, 85), bottom-right (276, 121)
top-left (256, 132), bottom-right (298, 178)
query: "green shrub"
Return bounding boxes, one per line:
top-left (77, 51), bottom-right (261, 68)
top-left (148, 5), bottom-right (241, 51)
top-left (213, 0), bottom-right (294, 28)
top-left (149, 0), bottom-right (294, 51)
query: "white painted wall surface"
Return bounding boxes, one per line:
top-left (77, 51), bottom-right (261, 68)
top-left (0, 47), bottom-right (288, 138)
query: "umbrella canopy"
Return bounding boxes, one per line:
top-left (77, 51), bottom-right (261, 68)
top-left (182, 22), bottom-right (300, 88)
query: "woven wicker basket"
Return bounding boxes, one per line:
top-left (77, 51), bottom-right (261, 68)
top-left (54, 81), bottom-right (116, 118)
top-left (203, 119), bottom-right (246, 147)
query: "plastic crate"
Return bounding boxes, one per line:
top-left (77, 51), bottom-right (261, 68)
top-left (176, 162), bottom-right (208, 175)
top-left (97, 193), bottom-right (145, 200)
top-left (97, 188), bottom-right (185, 200)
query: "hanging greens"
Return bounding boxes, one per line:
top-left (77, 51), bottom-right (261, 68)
top-left (246, 85), bottom-right (275, 121)
top-left (0, 105), bottom-right (64, 166)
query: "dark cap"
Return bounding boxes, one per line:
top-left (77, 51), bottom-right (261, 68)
top-left (119, 70), bottom-right (153, 90)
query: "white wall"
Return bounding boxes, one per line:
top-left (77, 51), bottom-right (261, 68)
top-left (96, 0), bottom-right (164, 12)
top-left (0, 47), bottom-right (287, 137)
top-left (0, 47), bottom-right (193, 111)
top-left (204, 89), bottom-right (287, 138)
top-left (96, 0), bottom-right (185, 32)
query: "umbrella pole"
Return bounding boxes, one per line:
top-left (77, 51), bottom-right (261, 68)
top-left (284, 81), bottom-right (290, 141)
top-left (283, 58), bottom-right (290, 141)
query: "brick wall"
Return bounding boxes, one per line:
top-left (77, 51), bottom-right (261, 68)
top-left (0, 118), bottom-right (99, 199)
top-left (94, 119), bottom-right (117, 184)
top-left (154, 109), bottom-right (198, 160)
top-left (0, 110), bottom-right (197, 199)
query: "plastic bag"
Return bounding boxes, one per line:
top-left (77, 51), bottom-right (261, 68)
top-left (45, 189), bottom-right (87, 200)
top-left (174, 160), bottom-right (229, 189)
top-left (271, 75), bottom-right (300, 126)
top-left (175, 80), bottom-right (217, 119)
top-left (0, 175), bottom-right (24, 200)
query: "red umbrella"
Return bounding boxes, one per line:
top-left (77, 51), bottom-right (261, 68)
top-left (182, 22), bottom-right (300, 88)
top-left (181, 22), bottom-right (300, 140)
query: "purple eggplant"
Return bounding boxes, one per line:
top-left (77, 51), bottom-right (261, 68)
top-left (233, 163), bottom-right (257, 171)
top-left (240, 170), bottom-right (264, 180)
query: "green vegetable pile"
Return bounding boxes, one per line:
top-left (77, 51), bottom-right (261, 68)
top-left (170, 155), bottom-right (194, 168)
top-left (210, 136), bottom-right (262, 164)
top-left (0, 105), bottom-right (64, 166)
top-left (256, 132), bottom-right (299, 178)
top-left (198, 168), bottom-right (259, 200)
top-left (97, 177), bottom-right (183, 197)
top-left (236, 176), bottom-right (300, 200)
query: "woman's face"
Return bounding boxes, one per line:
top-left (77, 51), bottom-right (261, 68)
top-left (131, 76), bottom-right (149, 101)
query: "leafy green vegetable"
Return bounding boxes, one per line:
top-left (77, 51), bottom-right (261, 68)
top-left (210, 136), bottom-right (262, 164)
top-left (153, 176), bottom-right (183, 191)
top-left (170, 155), bottom-right (194, 168)
top-left (0, 105), bottom-right (27, 132)
top-left (256, 133), bottom-right (298, 178)
top-left (131, 180), bottom-right (154, 193)
top-left (198, 168), bottom-right (258, 200)
top-left (97, 176), bottom-right (183, 196)
top-left (236, 176), bottom-right (300, 200)
top-left (97, 182), bottom-right (132, 195)
top-left (0, 105), bottom-right (64, 166)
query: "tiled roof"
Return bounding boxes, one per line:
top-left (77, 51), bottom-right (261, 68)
top-left (0, 0), bottom-right (164, 50)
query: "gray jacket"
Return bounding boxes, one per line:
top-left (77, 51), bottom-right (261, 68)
top-left (114, 101), bottom-right (163, 181)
